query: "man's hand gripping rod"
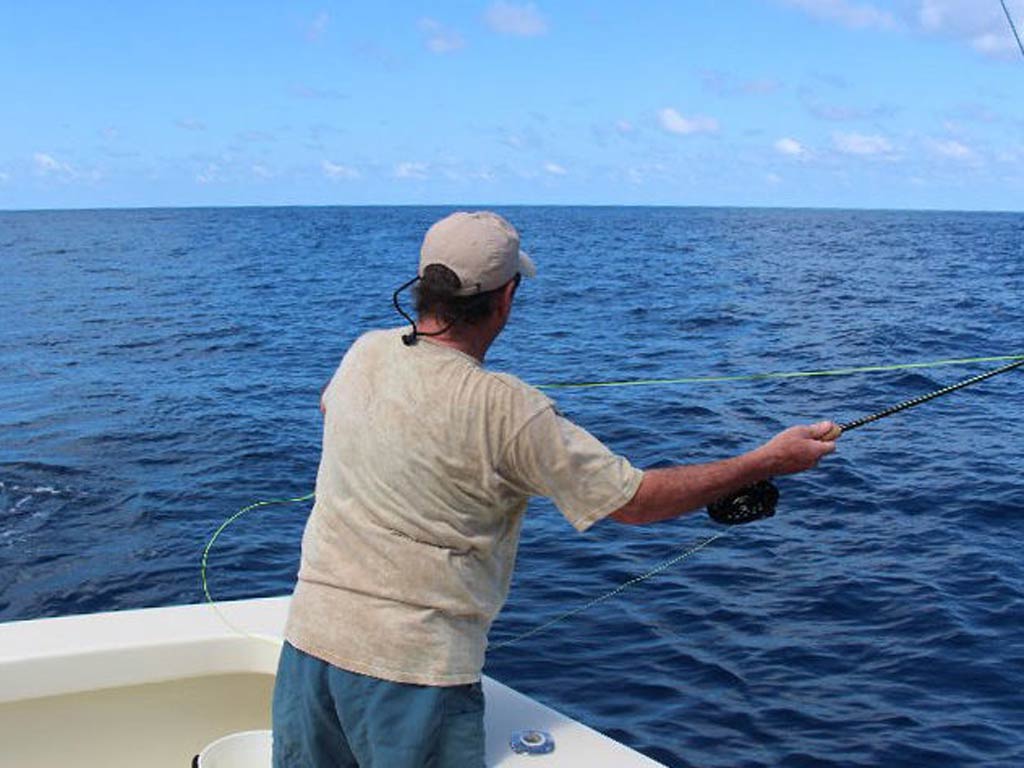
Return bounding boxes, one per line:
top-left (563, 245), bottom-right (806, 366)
top-left (707, 356), bottom-right (1024, 525)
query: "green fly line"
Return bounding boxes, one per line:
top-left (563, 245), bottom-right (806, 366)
top-left (534, 354), bottom-right (1023, 391)
top-left (201, 352), bottom-right (1023, 645)
top-left (200, 491), bottom-right (315, 644)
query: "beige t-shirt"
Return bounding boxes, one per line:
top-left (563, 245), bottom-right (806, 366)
top-left (285, 327), bottom-right (643, 685)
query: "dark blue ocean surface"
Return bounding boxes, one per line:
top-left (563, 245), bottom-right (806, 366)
top-left (2, 206), bottom-right (1023, 766)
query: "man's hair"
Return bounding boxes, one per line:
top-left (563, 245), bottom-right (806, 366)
top-left (414, 263), bottom-right (513, 327)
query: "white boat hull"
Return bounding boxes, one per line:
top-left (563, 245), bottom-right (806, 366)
top-left (0, 597), bottom-right (665, 766)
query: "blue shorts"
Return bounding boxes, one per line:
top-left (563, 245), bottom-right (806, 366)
top-left (271, 641), bottom-right (485, 768)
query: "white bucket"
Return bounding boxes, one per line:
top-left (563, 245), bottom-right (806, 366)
top-left (195, 730), bottom-right (273, 768)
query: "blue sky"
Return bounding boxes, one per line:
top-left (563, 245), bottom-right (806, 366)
top-left (3, 0), bottom-right (1023, 211)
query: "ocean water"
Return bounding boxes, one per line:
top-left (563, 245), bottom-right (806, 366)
top-left (2, 205), bottom-right (1023, 767)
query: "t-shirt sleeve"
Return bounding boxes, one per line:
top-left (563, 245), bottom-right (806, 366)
top-left (499, 406), bottom-right (644, 532)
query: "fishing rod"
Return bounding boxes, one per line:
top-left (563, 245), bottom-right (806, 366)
top-left (1001, 0), bottom-right (1024, 58)
top-left (824, 357), bottom-right (1024, 439)
top-left (708, 357), bottom-right (1024, 524)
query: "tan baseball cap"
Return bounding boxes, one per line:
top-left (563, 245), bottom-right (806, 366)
top-left (419, 211), bottom-right (536, 296)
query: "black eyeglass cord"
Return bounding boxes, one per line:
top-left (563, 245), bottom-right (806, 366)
top-left (392, 276), bottom-right (453, 346)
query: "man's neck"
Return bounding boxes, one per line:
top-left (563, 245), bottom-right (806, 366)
top-left (415, 316), bottom-right (494, 363)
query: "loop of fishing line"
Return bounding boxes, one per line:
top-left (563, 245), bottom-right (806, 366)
top-left (201, 491), bottom-right (314, 645)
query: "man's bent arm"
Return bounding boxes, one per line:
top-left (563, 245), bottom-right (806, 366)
top-left (611, 421), bottom-right (838, 526)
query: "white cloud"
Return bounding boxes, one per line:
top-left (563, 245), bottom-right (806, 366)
top-left (775, 137), bottom-right (807, 156)
top-left (929, 138), bottom-right (975, 160)
top-left (307, 11), bottom-right (329, 43)
top-left (615, 120), bottom-right (634, 135)
top-left (418, 18), bottom-right (465, 53)
top-left (700, 69), bottom-right (782, 96)
top-left (0, 171), bottom-right (10, 183)
top-left (918, 0), bottom-right (1022, 58)
top-left (805, 101), bottom-right (895, 122)
top-left (34, 154), bottom-right (102, 183)
top-left (658, 108), bottom-right (719, 136)
top-left (196, 163), bottom-right (220, 185)
top-left (322, 160), bottom-right (360, 179)
top-left (833, 131), bottom-right (893, 155)
top-left (946, 103), bottom-right (1001, 125)
top-left (485, 2), bottom-right (548, 36)
top-left (969, 32), bottom-right (1005, 55)
top-left (543, 162), bottom-right (567, 175)
top-left (238, 130), bottom-right (276, 143)
top-left (394, 161), bottom-right (429, 179)
top-left (176, 118), bottom-right (206, 131)
top-left (251, 164), bottom-right (273, 179)
top-left (996, 144), bottom-right (1024, 163)
top-left (780, 0), bottom-right (897, 30)
top-left (34, 153), bottom-right (61, 173)
top-left (33, 152), bottom-right (76, 178)
top-left (785, 0), bottom-right (1022, 59)
top-left (624, 163), bottom-right (667, 185)
top-left (512, 166), bottom-right (541, 180)
top-left (743, 78), bottom-right (782, 95)
top-left (766, 173), bottom-right (783, 184)
top-left (468, 167), bottom-right (497, 182)
top-left (291, 84), bottom-right (347, 101)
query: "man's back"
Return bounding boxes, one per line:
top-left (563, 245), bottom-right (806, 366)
top-left (287, 326), bottom-right (557, 685)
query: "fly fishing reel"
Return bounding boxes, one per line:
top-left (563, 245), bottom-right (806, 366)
top-left (704, 355), bottom-right (1024, 525)
top-left (707, 479), bottom-right (779, 525)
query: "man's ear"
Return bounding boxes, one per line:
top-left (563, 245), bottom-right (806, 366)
top-left (498, 278), bottom-right (517, 315)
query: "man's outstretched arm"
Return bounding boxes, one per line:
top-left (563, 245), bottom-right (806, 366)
top-left (611, 422), bottom-right (838, 525)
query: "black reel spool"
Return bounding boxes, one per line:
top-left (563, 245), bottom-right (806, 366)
top-left (707, 480), bottom-right (779, 525)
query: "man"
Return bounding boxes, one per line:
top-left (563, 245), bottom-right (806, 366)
top-left (273, 211), bottom-right (837, 767)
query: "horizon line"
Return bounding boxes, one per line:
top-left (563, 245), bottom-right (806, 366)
top-left (2, 202), bottom-right (1021, 215)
